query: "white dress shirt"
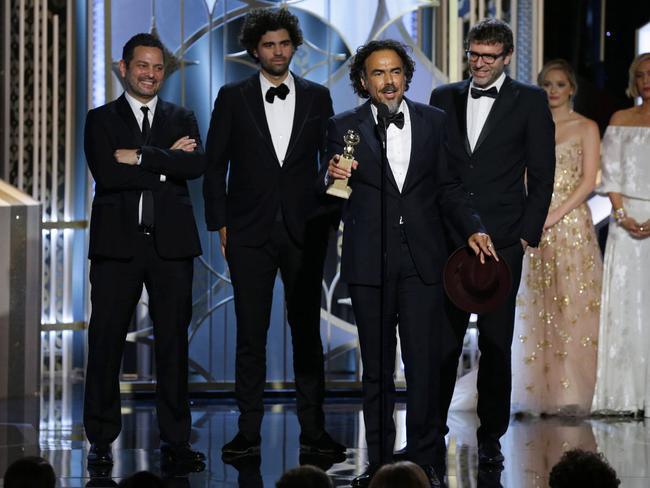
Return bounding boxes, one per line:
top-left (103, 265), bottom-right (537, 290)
top-left (466, 72), bottom-right (506, 151)
top-left (123, 91), bottom-right (164, 223)
top-left (371, 99), bottom-right (411, 193)
top-left (260, 72), bottom-right (296, 166)
top-left (124, 90), bottom-right (157, 135)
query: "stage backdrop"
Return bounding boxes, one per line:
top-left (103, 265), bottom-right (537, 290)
top-left (2, 0), bottom-right (539, 398)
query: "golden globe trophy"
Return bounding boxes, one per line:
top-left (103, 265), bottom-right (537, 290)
top-left (326, 129), bottom-right (360, 199)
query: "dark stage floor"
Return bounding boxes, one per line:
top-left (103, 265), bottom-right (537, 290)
top-left (0, 389), bottom-right (648, 487)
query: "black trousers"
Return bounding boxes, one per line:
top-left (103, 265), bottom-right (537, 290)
top-left (226, 218), bottom-right (328, 438)
top-left (84, 233), bottom-right (193, 445)
top-left (349, 237), bottom-right (443, 466)
top-left (439, 241), bottom-right (525, 445)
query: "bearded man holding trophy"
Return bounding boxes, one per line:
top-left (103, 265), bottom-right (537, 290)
top-left (323, 39), bottom-right (497, 487)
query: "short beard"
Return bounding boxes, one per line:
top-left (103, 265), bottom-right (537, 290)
top-left (259, 57), bottom-right (292, 78)
top-left (385, 99), bottom-right (401, 114)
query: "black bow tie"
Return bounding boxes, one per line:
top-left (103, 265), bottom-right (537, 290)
top-left (265, 83), bottom-right (290, 103)
top-left (471, 86), bottom-right (498, 99)
top-left (380, 111), bottom-right (405, 130)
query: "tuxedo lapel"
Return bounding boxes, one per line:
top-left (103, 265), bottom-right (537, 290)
top-left (455, 81), bottom-right (472, 157)
top-left (355, 101), bottom-right (399, 192)
top-left (473, 76), bottom-right (518, 153)
top-left (115, 94), bottom-right (145, 146)
top-left (284, 74), bottom-right (312, 164)
top-left (240, 74), bottom-right (278, 163)
top-left (356, 101), bottom-right (382, 165)
top-left (150, 98), bottom-right (170, 145)
top-left (400, 98), bottom-right (420, 194)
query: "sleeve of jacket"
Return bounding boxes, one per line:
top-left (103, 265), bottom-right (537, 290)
top-left (84, 109), bottom-right (163, 191)
top-left (139, 110), bottom-right (206, 180)
top-left (318, 89), bottom-right (335, 175)
top-left (202, 86), bottom-right (232, 231)
top-left (435, 113), bottom-right (485, 241)
top-left (520, 88), bottom-right (556, 247)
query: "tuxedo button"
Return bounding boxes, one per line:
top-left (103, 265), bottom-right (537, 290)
top-left (469, 164), bottom-right (474, 169)
top-left (469, 192), bottom-right (475, 196)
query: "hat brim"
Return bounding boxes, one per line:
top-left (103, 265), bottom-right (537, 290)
top-left (443, 246), bottom-right (513, 314)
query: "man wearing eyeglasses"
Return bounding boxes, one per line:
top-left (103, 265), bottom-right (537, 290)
top-left (428, 18), bottom-right (555, 474)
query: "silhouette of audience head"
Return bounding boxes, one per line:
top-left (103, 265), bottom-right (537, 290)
top-left (118, 471), bottom-right (165, 488)
top-left (368, 461), bottom-right (429, 488)
top-left (276, 464), bottom-right (333, 488)
top-left (4, 456), bottom-right (56, 488)
top-left (549, 449), bottom-right (620, 488)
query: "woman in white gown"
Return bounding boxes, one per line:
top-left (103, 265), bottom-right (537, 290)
top-left (592, 52), bottom-right (650, 415)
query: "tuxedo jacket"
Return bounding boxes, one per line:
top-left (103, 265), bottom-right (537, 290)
top-left (203, 73), bottom-right (334, 246)
top-left (84, 94), bottom-right (205, 260)
top-left (326, 99), bottom-right (483, 286)
top-left (429, 76), bottom-right (555, 249)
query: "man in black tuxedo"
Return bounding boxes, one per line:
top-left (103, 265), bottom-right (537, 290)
top-left (83, 33), bottom-right (205, 468)
top-left (429, 18), bottom-right (555, 469)
top-left (325, 40), bottom-right (496, 488)
top-left (202, 8), bottom-right (344, 457)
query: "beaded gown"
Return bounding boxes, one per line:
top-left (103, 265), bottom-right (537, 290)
top-left (592, 126), bottom-right (650, 415)
top-left (511, 138), bottom-right (602, 415)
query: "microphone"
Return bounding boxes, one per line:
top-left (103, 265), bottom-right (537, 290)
top-left (375, 102), bottom-right (390, 145)
top-left (376, 102), bottom-right (391, 122)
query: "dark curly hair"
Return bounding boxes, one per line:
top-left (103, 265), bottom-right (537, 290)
top-left (122, 33), bottom-right (165, 66)
top-left (239, 8), bottom-right (303, 61)
top-left (349, 40), bottom-right (416, 98)
top-left (467, 18), bottom-right (514, 54)
top-left (549, 449), bottom-right (620, 488)
top-left (368, 461), bottom-right (430, 488)
top-left (276, 465), bottom-right (332, 488)
top-left (3, 456), bottom-right (56, 488)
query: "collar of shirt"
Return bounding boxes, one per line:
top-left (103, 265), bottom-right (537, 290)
top-left (260, 71), bottom-right (295, 101)
top-left (259, 71), bottom-right (296, 165)
top-left (124, 91), bottom-right (157, 129)
top-left (370, 99), bottom-right (411, 193)
top-left (466, 72), bottom-right (506, 151)
top-left (469, 71), bottom-right (506, 94)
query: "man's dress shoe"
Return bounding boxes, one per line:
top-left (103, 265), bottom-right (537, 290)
top-left (351, 464), bottom-right (379, 487)
top-left (87, 444), bottom-right (113, 466)
top-left (160, 442), bottom-right (206, 463)
top-left (478, 441), bottom-right (505, 468)
top-left (222, 432), bottom-right (261, 457)
top-left (299, 431), bottom-right (346, 455)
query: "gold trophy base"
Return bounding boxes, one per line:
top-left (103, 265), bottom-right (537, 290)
top-left (326, 183), bottom-right (352, 199)
top-left (325, 155), bottom-right (353, 200)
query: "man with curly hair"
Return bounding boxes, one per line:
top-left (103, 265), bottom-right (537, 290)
top-left (203, 8), bottom-right (344, 458)
top-left (325, 39), bottom-right (495, 487)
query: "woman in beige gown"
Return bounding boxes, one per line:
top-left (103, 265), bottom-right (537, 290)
top-left (511, 60), bottom-right (603, 415)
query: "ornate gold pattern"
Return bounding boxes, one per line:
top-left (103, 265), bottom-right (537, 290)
top-left (512, 140), bottom-right (603, 415)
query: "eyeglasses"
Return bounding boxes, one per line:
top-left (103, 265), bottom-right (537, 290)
top-left (465, 50), bottom-right (506, 64)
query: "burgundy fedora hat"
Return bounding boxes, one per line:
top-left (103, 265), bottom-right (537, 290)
top-left (443, 246), bottom-right (512, 314)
